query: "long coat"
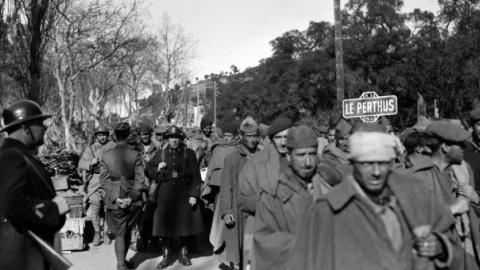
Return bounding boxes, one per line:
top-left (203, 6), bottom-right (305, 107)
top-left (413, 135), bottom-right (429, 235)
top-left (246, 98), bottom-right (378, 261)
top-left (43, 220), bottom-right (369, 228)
top-left (145, 145), bottom-right (205, 237)
top-left (288, 172), bottom-right (458, 270)
top-left (252, 168), bottom-right (326, 270)
top-left (219, 145), bottom-right (254, 265)
top-left (0, 138), bottom-right (66, 270)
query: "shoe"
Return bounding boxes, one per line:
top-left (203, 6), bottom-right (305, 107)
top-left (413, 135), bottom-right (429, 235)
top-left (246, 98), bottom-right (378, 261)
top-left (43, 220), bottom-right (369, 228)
top-left (93, 232), bottom-right (101, 246)
top-left (178, 246), bottom-right (192, 266)
top-left (157, 247), bottom-right (170, 269)
top-left (104, 234), bottom-right (112, 245)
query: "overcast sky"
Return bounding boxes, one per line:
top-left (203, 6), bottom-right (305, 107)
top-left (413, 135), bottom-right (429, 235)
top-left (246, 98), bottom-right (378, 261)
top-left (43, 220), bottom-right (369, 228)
top-left (149, 0), bottom-right (440, 79)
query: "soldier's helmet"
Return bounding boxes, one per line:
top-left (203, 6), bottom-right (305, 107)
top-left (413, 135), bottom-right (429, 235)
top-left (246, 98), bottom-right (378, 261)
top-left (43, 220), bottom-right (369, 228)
top-left (165, 125), bottom-right (184, 139)
top-left (94, 126), bottom-right (109, 136)
top-left (1, 99), bottom-right (51, 133)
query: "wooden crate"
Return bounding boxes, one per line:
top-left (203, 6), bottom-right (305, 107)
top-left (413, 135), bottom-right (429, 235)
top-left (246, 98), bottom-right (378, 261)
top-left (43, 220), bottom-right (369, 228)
top-left (52, 175), bottom-right (69, 191)
top-left (64, 193), bottom-right (84, 206)
top-left (60, 218), bottom-right (85, 251)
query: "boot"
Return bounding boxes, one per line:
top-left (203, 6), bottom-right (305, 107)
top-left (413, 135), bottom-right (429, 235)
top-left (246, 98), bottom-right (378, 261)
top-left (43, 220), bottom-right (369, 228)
top-left (93, 231), bottom-right (101, 246)
top-left (157, 247), bottom-right (170, 269)
top-left (178, 246), bottom-right (192, 266)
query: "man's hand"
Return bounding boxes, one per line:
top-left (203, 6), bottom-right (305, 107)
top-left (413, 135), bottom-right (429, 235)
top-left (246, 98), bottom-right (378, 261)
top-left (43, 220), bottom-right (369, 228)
top-left (223, 214), bottom-right (235, 226)
top-left (450, 197), bottom-right (469, 215)
top-left (52, 196), bottom-right (70, 215)
top-left (157, 162), bottom-right (167, 172)
top-left (116, 198), bottom-right (126, 208)
top-left (457, 184), bottom-right (480, 205)
top-left (123, 197), bottom-right (132, 208)
top-left (90, 158), bottom-right (99, 166)
top-left (414, 233), bottom-right (444, 258)
top-left (189, 197), bottom-right (197, 207)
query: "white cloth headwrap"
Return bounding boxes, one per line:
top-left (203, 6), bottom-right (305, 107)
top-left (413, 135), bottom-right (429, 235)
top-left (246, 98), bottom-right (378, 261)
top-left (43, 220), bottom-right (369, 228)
top-left (348, 131), bottom-right (405, 162)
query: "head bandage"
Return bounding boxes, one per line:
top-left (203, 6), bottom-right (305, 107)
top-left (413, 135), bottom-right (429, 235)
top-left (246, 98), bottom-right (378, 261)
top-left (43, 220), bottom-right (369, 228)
top-left (348, 131), bottom-right (405, 162)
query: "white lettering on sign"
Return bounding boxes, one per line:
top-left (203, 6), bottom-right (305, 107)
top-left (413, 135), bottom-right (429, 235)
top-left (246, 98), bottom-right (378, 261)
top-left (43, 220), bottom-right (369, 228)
top-left (342, 94), bottom-right (397, 119)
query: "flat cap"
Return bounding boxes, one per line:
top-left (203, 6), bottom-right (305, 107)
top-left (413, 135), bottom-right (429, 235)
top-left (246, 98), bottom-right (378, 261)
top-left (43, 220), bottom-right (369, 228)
top-left (426, 120), bottom-right (471, 143)
top-left (154, 126), bottom-right (167, 134)
top-left (286, 125), bottom-right (318, 149)
top-left (470, 107), bottom-right (480, 122)
top-left (114, 122), bottom-right (130, 132)
top-left (138, 125), bottom-right (151, 134)
top-left (221, 123), bottom-right (238, 134)
top-left (258, 123), bottom-right (269, 136)
top-left (240, 116), bottom-right (258, 133)
top-left (335, 119), bottom-right (352, 139)
top-left (267, 117), bottom-right (293, 136)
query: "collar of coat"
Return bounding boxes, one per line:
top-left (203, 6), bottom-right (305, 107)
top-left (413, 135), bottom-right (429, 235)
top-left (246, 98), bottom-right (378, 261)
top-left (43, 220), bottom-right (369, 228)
top-left (1, 137), bottom-right (37, 154)
top-left (406, 154), bottom-right (434, 173)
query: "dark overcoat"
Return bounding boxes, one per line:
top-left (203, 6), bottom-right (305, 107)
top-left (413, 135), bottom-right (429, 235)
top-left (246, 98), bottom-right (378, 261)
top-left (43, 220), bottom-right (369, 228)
top-left (146, 144), bottom-right (204, 237)
top-left (464, 139), bottom-right (480, 192)
top-left (0, 138), bottom-right (66, 270)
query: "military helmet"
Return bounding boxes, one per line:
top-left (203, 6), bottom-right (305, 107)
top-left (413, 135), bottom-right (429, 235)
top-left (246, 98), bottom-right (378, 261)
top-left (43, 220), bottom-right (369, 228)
top-left (164, 125), bottom-right (184, 139)
top-left (94, 125), bottom-right (109, 136)
top-left (1, 99), bottom-right (52, 133)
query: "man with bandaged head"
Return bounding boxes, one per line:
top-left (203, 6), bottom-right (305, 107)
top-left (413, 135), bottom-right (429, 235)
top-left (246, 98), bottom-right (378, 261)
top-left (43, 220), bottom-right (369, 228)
top-left (288, 123), bottom-right (458, 270)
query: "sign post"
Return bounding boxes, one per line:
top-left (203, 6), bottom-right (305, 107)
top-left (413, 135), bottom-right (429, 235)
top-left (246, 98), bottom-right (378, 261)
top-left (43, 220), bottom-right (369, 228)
top-left (342, 92), bottom-right (397, 123)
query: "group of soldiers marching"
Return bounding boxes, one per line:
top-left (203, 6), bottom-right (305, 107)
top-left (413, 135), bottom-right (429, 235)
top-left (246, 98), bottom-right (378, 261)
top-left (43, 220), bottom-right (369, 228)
top-left (2, 98), bottom-right (480, 270)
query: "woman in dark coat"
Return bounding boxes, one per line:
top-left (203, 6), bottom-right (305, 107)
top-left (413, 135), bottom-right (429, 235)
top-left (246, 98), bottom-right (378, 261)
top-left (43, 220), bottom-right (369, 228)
top-left (146, 126), bottom-right (204, 269)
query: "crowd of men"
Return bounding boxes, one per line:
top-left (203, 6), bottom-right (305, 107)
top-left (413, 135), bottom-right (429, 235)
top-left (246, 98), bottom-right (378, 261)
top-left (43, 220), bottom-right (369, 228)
top-left (2, 98), bottom-right (480, 270)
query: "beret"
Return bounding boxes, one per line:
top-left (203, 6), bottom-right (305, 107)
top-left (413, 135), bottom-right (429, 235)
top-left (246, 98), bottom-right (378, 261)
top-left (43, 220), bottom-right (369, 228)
top-left (268, 117), bottom-right (293, 136)
top-left (286, 125), bottom-right (318, 149)
top-left (470, 107), bottom-right (480, 122)
top-left (221, 123), bottom-right (238, 134)
top-left (240, 116), bottom-right (259, 133)
top-left (138, 125), bottom-right (151, 134)
top-left (154, 126), bottom-right (167, 134)
top-left (335, 119), bottom-right (352, 139)
top-left (318, 125), bottom-right (329, 133)
top-left (426, 120), bottom-right (471, 143)
top-left (114, 122), bottom-right (130, 132)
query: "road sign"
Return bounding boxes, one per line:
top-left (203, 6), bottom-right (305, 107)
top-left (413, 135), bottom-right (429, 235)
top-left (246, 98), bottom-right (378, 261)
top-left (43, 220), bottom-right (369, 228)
top-left (342, 92), bottom-right (397, 123)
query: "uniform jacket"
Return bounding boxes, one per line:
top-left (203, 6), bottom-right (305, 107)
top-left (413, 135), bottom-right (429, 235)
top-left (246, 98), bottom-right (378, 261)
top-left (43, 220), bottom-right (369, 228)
top-left (78, 140), bottom-right (115, 201)
top-left (219, 144), bottom-right (255, 265)
top-left (0, 138), bottom-right (66, 270)
top-left (252, 168), bottom-right (326, 270)
top-left (145, 145), bottom-right (205, 237)
top-left (99, 143), bottom-right (145, 210)
top-left (288, 172), bottom-right (458, 270)
top-left (321, 143), bottom-right (349, 168)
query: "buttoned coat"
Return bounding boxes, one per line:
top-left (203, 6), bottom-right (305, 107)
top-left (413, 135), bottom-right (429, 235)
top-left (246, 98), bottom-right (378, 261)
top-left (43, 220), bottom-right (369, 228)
top-left (288, 172), bottom-right (458, 270)
top-left (0, 138), bottom-right (66, 270)
top-left (145, 145), bottom-right (205, 237)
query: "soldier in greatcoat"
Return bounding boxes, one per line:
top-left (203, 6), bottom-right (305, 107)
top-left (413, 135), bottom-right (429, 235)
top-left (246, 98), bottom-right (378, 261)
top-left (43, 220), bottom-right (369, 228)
top-left (0, 99), bottom-right (69, 270)
top-left (78, 125), bottom-right (115, 245)
top-left (100, 122), bottom-right (145, 270)
top-left (145, 126), bottom-right (204, 269)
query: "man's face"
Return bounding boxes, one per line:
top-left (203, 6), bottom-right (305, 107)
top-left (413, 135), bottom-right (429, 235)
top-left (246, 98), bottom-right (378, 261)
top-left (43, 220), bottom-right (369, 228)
top-left (337, 134), bottom-right (349, 152)
top-left (140, 133), bottom-right (151, 144)
top-left (223, 132), bottom-right (235, 142)
top-left (327, 129), bottom-right (336, 144)
top-left (155, 133), bottom-right (164, 142)
top-left (168, 136), bottom-right (181, 149)
top-left (353, 160), bottom-right (393, 196)
top-left (272, 129), bottom-right (289, 154)
top-left (202, 125), bottom-right (212, 137)
top-left (242, 132), bottom-right (259, 150)
top-left (96, 133), bottom-right (108, 145)
top-left (445, 142), bottom-right (466, 165)
top-left (26, 119), bottom-right (47, 147)
top-left (473, 121), bottom-right (480, 140)
top-left (287, 146), bottom-right (318, 180)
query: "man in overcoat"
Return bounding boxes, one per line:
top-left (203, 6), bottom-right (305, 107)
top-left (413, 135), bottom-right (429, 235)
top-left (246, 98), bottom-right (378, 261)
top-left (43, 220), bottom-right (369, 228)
top-left (145, 126), bottom-right (204, 269)
top-left (252, 125), bottom-right (332, 270)
top-left (0, 99), bottom-right (69, 270)
top-left (219, 117), bottom-right (260, 269)
top-left (289, 126), bottom-right (458, 270)
top-left (137, 125), bottom-right (158, 164)
top-left (78, 125), bottom-right (115, 245)
top-left (322, 119), bottom-right (351, 168)
top-left (100, 122), bottom-right (145, 270)
top-left (238, 117), bottom-right (293, 267)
